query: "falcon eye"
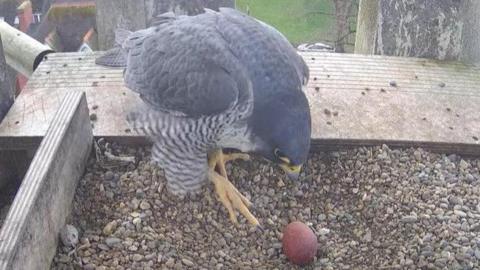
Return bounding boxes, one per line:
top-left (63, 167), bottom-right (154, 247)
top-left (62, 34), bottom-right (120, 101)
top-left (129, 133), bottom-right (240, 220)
top-left (274, 148), bottom-right (290, 164)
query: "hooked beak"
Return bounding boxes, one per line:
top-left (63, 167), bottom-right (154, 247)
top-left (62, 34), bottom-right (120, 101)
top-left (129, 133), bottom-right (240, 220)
top-left (279, 164), bottom-right (302, 181)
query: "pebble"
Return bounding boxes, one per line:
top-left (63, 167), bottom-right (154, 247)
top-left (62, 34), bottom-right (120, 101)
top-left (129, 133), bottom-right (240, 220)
top-left (84, 263), bottom-right (96, 270)
top-left (165, 258), bottom-right (175, 267)
top-left (103, 220), bottom-right (117, 236)
top-left (145, 253), bottom-right (156, 260)
top-left (450, 196), bottom-right (463, 205)
top-left (106, 191), bottom-right (114, 199)
top-left (454, 210), bottom-right (467, 218)
top-left (414, 151), bottom-right (422, 160)
top-left (105, 237), bottom-right (121, 247)
top-left (133, 217), bottom-right (142, 226)
top-left (97, 243), bottom-right (109, 251)
top-left (131, 198), bottom-right (140, 210)
top-left (401, 215), bottom-right (418, 223)
top-left (140, 200), bottom-right (151, 210)
top-left (59, 224), bottom-right (78, 247)
top-left (104, 171), bottom-right (114, 181)
top-left (363, 231), bottom-right (372, 242)
top-left (132, 254), bottom-right (143, 262)
top-left (319, 228), bottom-right (330, 235)
top-left (182, 258), bottom-right (195, 266)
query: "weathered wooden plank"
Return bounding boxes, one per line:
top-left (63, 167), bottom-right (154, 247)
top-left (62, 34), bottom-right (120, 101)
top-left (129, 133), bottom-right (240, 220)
top-left (0, 51), bottom-right (479, 155)
top-left (0, 53), bottom-right (141, 149)
top-left (0, 91), bottom-right (92, 270)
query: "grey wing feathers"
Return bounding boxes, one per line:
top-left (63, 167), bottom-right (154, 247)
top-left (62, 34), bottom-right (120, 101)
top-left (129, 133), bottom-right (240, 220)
top-left (219, 8), bottom-right (309, 85)
top-left (253, 13), bottom-right (310, 85)
top-left (122, 13), bottom-right (251, 117)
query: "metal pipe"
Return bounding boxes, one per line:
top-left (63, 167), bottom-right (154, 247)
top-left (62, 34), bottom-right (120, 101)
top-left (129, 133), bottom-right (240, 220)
top-left (0, 21), bottom-right (54, 77)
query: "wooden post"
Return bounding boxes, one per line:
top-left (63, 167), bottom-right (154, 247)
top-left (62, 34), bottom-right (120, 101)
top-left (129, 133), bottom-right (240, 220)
top-left (0, 21), bottom-right (54, 77)
top-left (95, 0), bottom-right (235, 50)
top-left (0, 35), bottom-right (13, 122)
top-left (354, 0), bottom-right (378, 55)
top-left (460, 0), bottom-right (480, 64)
top-left (354, 0), bottom-right (480, 63)
top-left (95, 0), bottom-right (148, 50)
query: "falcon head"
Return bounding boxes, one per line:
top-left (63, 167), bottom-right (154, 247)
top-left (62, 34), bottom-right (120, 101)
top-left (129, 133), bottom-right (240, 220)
top-left (252, 91), bottom-right (311, 181)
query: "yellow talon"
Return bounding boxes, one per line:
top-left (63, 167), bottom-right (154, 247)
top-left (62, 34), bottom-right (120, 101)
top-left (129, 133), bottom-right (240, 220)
top-left (208, 149), bottom-right (259, 226)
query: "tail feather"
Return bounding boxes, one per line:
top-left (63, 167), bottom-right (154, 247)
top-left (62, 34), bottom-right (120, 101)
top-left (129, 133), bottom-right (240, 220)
top-left (95, 47), bottom-right (126, 67)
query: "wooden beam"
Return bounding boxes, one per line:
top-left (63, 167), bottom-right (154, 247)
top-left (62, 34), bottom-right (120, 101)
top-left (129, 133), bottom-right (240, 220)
top-left (2, 52), bottom-right (480, 156)
top-left (354, 0), bottom-right (378, 55)
top-left (0, 21), bottom-right (54, 77)
top-left (0, 35), bottom-right (14, 122)
top-left (0, 91), bottom-right (92, 270)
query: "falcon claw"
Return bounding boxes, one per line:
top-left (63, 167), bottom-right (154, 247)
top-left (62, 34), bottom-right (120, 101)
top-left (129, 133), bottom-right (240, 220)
top-left (209, 170), bottom-right (259, 226)
top-left (208, 149), bottom-right (259, 227)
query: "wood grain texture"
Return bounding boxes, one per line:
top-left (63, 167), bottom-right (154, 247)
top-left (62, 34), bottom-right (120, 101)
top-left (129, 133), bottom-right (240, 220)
top-left (0, 91), bottom-right (92, 270)
top-left (0, 51), bottom-right (479, 154)
top-left (356, 0), bottom-right (480, 64)
top-left (354, 0), bottom-right (378, 55)
top-left (376, 0), bottom-right (463, 60)
top-left (460, 0), bottom-right (480, 64)
top-left (95, 0), bottom-right (147, 50)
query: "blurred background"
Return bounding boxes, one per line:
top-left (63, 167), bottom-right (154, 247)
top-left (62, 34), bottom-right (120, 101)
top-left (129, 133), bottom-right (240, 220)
top-left (235, 0), bottom-right (358, 52)
top-left (0, 0), bottom-right (358, 53)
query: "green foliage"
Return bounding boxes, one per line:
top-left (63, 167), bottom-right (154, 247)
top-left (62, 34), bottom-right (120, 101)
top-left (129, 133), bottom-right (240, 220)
top-left (47, 5), bottom-right (96, 21)
top-left (235, 0), bottom-right (335, 46)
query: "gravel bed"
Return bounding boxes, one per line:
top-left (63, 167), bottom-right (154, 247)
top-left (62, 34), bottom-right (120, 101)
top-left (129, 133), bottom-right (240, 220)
top-left (51, 142), bottom-right (480, 269)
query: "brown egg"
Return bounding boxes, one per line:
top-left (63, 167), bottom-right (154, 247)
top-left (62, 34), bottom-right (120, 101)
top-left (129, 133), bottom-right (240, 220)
top-left (282, 221), bottom-right (318, 266)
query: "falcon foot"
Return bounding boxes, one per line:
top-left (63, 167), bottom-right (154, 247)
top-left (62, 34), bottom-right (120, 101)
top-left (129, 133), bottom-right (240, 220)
top-left (208, 150), bottom-right (259, 227)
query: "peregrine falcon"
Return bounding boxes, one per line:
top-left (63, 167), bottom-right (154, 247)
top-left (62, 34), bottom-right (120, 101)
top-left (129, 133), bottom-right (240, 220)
top-left (96, 8), bottom-right (311, 227)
